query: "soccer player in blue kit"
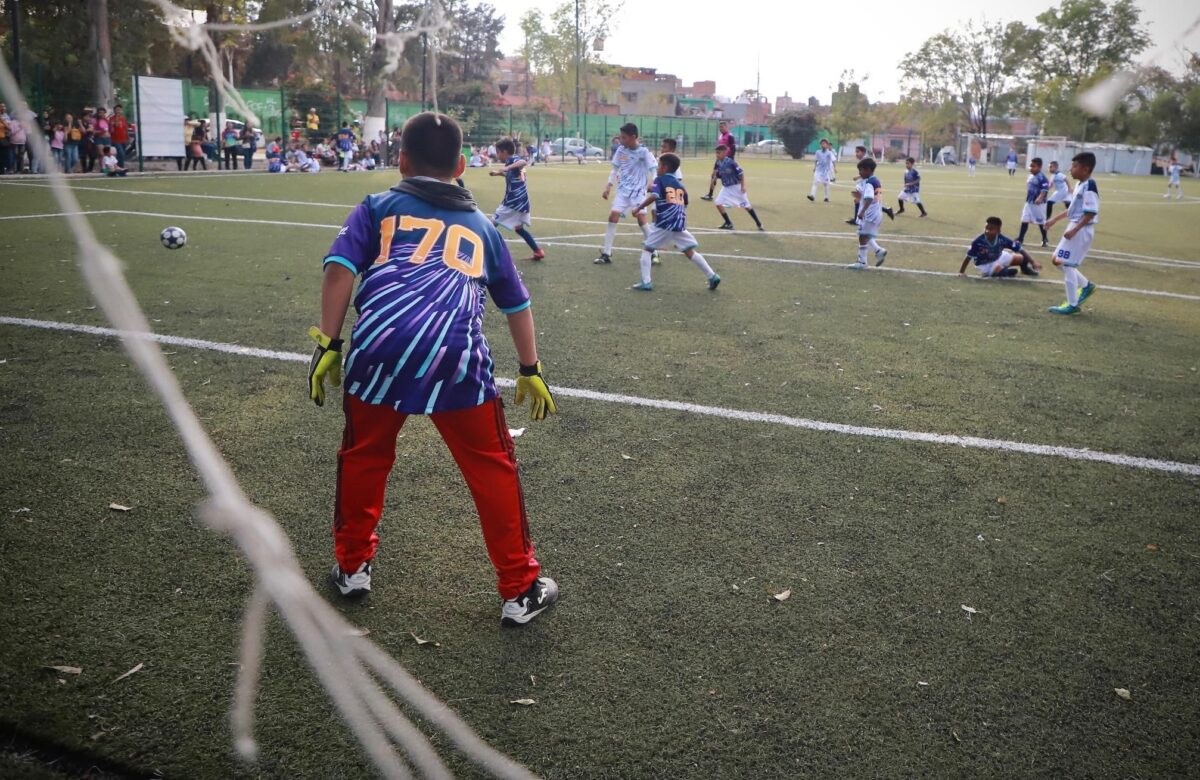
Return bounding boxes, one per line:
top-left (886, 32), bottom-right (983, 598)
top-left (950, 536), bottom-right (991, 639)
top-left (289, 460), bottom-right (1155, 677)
top-left (847, 158), bottom-right (887, 269)
top-left (895, 157), bottom-right (927, 217)
top-left (489, 138), bottom-right (545, 261)
top-left (628, 152), bottom-right (721, 291)
top-left (712, 145), bottom-right (763, 230)
top-left (959, 216), bottom-right (1041, 278)
top-left (1018, 157), bottom-right (1051, 247)
top-left (307, 112), bottom-right (560, 626)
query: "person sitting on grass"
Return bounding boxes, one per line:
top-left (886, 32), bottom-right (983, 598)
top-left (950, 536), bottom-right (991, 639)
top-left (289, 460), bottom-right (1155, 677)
top-left (100, 145), bottom-right (127, 177)
top-left (959, 216), bottom-right (1041, 278)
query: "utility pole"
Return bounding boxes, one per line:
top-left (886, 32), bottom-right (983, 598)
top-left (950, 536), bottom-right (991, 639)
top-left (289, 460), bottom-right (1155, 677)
top-left (421, 33), bottom-right (428, 110)
top-left (574, 0), bottom-right (581, 119)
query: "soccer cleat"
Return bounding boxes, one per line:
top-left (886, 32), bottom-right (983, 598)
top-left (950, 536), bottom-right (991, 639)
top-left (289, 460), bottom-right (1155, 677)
top-left (883, 207), bottom-right (895, 221)
top-left (331, 561), bottom-right (371, 597)
top-left (528, 248), bottom-right (546, 261)
top-left (1077, 282), bottom-right (1097, 304)
top-left (806, 195), bottom-right (815, 202)
top-left (701, 194), bottom-right (714, 201)
top-left (1048, 303), bottom-right (1081, 315)
top-left (844, 218), bottom-right (858, 225)
top-left (630, 280), bottom-right (654, 291)
top-left (874, 248), bottom-right (888, 267)
top-left (756, 224), bottom-right (765, 231)
top-left (823, 198), bottom-right (830, 203)
top-left (1040, 240), bottom-right (1049, 248)
top-left (718, 223), bottom-right (733, 230)
top-left (593, 252), bottom-right (612, 265)
top-left (651, 250), bottom-right (661, 265)
top-left (846, 262), bottom-right (866, 270)
top-left (707, 273), bottom-right (721, 290)
top-left (1164, 193), bottom-right (1170, 198)
top-left (501, 576), bottom-right (559, 626)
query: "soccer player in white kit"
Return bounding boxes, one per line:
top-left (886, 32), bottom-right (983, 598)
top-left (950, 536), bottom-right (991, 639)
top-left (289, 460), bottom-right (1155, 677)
top-left (1165, 159), bottom-right (1183, 199)
top-left (807, 138), bottom-right (837, 202)
top-left (596, 122), bottom-right (658, 265)
top-left (1045, 160), bottom-right (1071, 220)
top-left (1045, 152), bottom-right (1100, 315)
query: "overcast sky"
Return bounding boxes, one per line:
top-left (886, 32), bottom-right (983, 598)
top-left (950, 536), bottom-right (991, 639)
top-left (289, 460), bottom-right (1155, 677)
top-left (496, 0), bottom-right (1200, 104)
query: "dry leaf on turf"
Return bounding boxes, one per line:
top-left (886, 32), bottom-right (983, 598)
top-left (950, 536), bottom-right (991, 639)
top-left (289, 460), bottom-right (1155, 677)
top-left (620, 453), bottom-right (633, 460)
top-left (772, 589), bottom-right (792, 602)
top-left (113, 662), bottom-right (143, 682)
top-left (508, 428), bottom-right (526, 438)
top-left (961, 605), bottom-right (978, 617)
top-left (509, 699), bottom-right (536, 706)
top-left (996, 497), bottom-right (1007, 505)
top-left (1145, 544), bottom-right (1159, 552)
top-left (108, 503), bottom-right (132, 512)
top-left (44, 665), bottom-right (82, 675)
top-left (410, 632), bottom-right (440, 647)
top-left (1114, 688), bottom-right (1132, 700)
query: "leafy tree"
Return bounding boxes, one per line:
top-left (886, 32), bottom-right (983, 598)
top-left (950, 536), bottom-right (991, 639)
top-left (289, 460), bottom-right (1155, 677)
top-left (520, 0), bottom-right (620, 112)
top-left (1152, 53), bottom-right (1200, 158)
top-left (768, 110), bottom-right (818, 159)
top-left (901, 20), bottom-right (1023, 137)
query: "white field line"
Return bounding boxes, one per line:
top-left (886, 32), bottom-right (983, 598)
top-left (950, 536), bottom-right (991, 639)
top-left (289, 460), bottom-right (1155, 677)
top-left (4, 209), bottom-right (1196, 302)
top-left (3, 314), bottom-right (1198, 477)
top-left (4, 177), bottom-right (1198, 265)
top-left (515, 239), bottom-right (1200, 302)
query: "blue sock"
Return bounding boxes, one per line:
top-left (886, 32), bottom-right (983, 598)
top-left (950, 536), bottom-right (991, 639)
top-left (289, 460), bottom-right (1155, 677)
top-left (515, 227), bottom-right (539, 251)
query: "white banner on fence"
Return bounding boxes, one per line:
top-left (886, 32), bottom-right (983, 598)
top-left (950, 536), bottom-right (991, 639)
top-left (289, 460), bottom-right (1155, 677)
top-left (134, 76), bottom-right (185, 158)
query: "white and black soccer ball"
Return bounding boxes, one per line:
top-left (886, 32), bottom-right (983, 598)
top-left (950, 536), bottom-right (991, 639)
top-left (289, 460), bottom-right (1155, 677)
top-left (160, 226), bottom-right (187, 250)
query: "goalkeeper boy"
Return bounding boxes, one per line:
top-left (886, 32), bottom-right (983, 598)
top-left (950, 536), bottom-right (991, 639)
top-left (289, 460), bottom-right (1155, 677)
top-left (308, 111), bottom-right (559, 627)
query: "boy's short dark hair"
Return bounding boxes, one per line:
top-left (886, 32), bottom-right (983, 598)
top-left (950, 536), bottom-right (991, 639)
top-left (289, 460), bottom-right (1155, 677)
top-left (905, 156), bottom-right (915, 164)
top-left (1072, 152), bottom-right (1096, 171)
top-left (400, 112), bottom-right (463, 177)
top-left (113, 103), bottom-right (122, 110)
top-left (1050, 160), bottom-right (1058, 166)
top-left (1031, 157), bottom-right (1043, 166)
top-left (855, 145), bottom-right (867, 154)
top-left (619, 122), bottom-right (638, 137)
top-left (495, 138), bottom-right (516, 155)
top-left (857, 158), bottom-right (877, 173)
top-left (715, 144), bottom-right (728, 152)
top-left (661, 137), bottom-right (677, 151)
top-left (986, 216), bottom-right (1003, 228)
top-left (102, 145), bottom-right (112, 154)
top-left (659, 153), bottom-right (680, 173)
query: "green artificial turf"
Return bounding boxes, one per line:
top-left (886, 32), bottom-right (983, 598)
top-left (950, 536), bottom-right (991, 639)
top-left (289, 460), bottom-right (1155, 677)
top-left (1, 159), bottom-right (1198, 778)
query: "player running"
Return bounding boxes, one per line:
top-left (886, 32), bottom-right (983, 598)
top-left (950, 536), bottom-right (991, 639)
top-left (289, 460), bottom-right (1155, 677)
top-left (489, 138), bottom-right (544, 261)
top-left (595, 122), bottom-right (659, 266)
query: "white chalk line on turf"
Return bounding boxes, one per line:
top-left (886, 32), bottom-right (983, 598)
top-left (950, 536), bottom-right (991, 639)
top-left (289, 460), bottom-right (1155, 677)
top-left (3, 314), bottom-right (1198, 478)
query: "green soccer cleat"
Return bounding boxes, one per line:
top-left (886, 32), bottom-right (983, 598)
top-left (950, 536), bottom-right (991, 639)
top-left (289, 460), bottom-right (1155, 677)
top-left (651, 250), bottom-right (661, 266)
top-left (1077, 282), bottom-right (1097, 305)
top-left (630, 281), bottom-right (654, 291)
top-left (707, 273), bottom-right (721, 290)
top-left (1048, 303), bottom-right (1081, 315)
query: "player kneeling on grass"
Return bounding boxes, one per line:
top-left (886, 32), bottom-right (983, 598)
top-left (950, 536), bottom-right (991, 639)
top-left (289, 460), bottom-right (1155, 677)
top-left (1043, 152), bottom-right (1100, 315)
top-left (489, 138), bottom-right (544, 261)
top-left (959, 216), bottom-right (1041, 278)
top-left (628, 153), bottom-right (720, 292)
top-left (308, 111), bottom-right (559, 627)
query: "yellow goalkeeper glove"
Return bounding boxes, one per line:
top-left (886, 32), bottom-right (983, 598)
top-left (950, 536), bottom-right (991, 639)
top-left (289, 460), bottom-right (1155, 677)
top-left (514, 361), bottom-right (557, 421)
top-left (308, 326), bottom-right (344, 407)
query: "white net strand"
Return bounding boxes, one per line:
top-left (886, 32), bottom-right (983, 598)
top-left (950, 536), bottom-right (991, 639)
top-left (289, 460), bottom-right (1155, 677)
top-left (231, 583), bottom-right (269, 762)
top-left (1078, 12), bottom-right (1200, 116)
top-left (0, 55), bottom-right (538, 780)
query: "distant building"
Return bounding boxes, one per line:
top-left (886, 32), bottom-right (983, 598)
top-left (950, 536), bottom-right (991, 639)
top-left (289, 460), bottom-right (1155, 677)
top-left (775, 93), bottom-right (797, 114)
top-left (618, 67), bottom-right (681, 116)
top-left (679, 80), bottom-right (717, 99)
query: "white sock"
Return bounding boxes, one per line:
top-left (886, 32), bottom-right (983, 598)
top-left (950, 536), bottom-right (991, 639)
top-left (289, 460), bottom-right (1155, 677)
top-left (603, 221), bottom-right (619, 254)
top-left (1075, 268), bottom-right (1090, 289)
top-left (1063, 267), bottom-right (1080, 305)
top-left (639, 250), bottom-right (653, 284)
top-left (688, 251), bottom-right (715, 277)
top-left (640, 222), bottom-right (652, 242)
top-left (857, 245), bottom-right (868, 265)
top-left (823, 183), bottom-right (830, 199)
top-left (809, 182), bottom-right (818, 198)
top-left (868, 239), bottom-right (882, 253)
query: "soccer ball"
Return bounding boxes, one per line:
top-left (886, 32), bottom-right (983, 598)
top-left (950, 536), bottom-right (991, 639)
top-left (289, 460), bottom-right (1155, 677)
top-left (160, 226), bottom-right (187, 250)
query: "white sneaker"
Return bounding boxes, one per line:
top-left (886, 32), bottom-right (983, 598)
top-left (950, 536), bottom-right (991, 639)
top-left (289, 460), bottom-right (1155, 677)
top-left (874, 248), bottom-right (888, 267)
top-left (501, 576), bottom-right (559, 626)
top-left (331, 561), bottom-right (371, 597)
top-left (845, 262), bottom-right (866, 270)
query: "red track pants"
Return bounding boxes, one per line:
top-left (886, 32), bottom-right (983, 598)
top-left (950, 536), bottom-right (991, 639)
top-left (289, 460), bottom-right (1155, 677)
top-left (334, 393), bottom-right (540, 600)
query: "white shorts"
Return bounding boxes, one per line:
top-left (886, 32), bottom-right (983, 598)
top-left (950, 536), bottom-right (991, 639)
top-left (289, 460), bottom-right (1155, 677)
top-left (1021, 202), bottom-right (1046, 224)
top-left (715, 183), bottom-right (751, 208)
top-left (643, 225), bottom-right (699, 252)
top-left (1006, 162), bottom-right (1017, 171)
top-left (1169, 177), bottom-right (1181, 186)
top-left (857, 217), bottom-right (882, 238)
top-left (899, 191), bottom-right (922, 204)
top-left (1053, 225), bottom-right (1094, 267)
top-left (611, 190), bottom-right (647, 216)
top-left (493, 204), bottom-right (532, 230)
top-left (978, 249), bottom-right (1016, 276)
top-left (812, 172), bottom-right (832, 185)
top-left (1048, 192), bottom-right (1068, 204)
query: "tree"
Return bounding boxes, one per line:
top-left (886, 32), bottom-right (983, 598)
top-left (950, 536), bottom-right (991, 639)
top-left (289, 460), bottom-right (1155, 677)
top-left (901, 20), bottom-right (1023, 137)
top-left (520, 0), bottom-right (620, 112)
top-left (825, 73), bottom-right (869, 143)
top-left (769, 110), bottom-right (819, 159)
top-left (1152, 53), bottom-right (1200, 157)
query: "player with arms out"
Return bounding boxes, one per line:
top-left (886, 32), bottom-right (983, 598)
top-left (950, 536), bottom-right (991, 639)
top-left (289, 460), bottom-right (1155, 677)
top-left (1044, 152), bottom-right (1100, 315)
top-left (628, 152), bottom-right (721, 292)
top-left (596, 123), bottom-right (659, 266)
top-left (489, 138), bottom-right (544, 261)
top-left (1165, 158), bottom-right (1183, 199)
top-left (308, 112), bottom-right (559, 626)
top-left (847, 157), bottom-right (887, 269)
top-left (895, 157), bottom-right (927, 217)
top-left (713, 145), bottom-right (764, 231)
top-left (959, 216), bottom-right (1041, 278)
top-left (807, 138), bottom-right (837, 203)
top-left (1017, 157), bottom-right (1051, 247)
top-left (1045, 160), bottom-right (1071, 220)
